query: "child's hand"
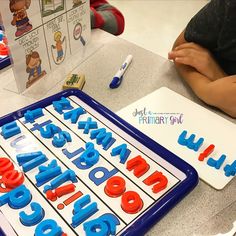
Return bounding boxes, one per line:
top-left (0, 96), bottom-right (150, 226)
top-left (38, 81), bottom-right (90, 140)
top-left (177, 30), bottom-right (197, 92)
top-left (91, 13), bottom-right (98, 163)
top-left (202, 76), bottom-right (236, 117)
top-left (168, 43), bottom-right (227, 80)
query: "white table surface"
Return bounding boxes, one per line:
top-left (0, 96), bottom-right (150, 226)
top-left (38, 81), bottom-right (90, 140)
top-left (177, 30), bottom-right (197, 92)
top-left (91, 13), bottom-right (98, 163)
top-left (0, 29), bottom-right (235, 236)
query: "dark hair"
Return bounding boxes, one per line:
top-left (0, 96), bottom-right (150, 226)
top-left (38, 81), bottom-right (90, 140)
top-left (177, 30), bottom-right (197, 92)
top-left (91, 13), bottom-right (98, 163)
top-left (9, 0), bottom-right (31, 12)
top-left (26, 51), bottom-right (40, 65)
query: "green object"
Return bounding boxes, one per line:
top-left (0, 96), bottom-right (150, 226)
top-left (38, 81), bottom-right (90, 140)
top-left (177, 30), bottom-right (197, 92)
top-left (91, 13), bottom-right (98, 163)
top-left (41, 0), bottom-right (65, 17)
top-left (66, 74), bottom-right (79, 85)
top-left (63, 74), bottom-right (85, 90)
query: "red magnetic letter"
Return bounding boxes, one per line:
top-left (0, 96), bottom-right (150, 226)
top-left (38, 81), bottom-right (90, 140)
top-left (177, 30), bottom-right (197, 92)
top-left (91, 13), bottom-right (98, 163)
top-left (104, 176), bottom-right (126, 197)
top-left (2, 170), bottom-right (24, 189)
top-left (198, 144), bottom-right (215, 161)
top-left (126, 155), bottom-right (150, 178)
top-left (143, 171), bottom-right (168, 193)
top-left (121, 191), bottom-right (143, 214)
top-left (0, 158), bottom-right (14, 175)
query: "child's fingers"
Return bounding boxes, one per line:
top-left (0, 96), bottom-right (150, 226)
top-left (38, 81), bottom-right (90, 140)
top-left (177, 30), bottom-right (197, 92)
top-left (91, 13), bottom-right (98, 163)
top-left (169, 48), bottom-right (194, 59)
top-left (168, 52), bottom-right (174, 59)
top-left (174, 42), bottom-right (204, 51)
top-left (169, 48), bottom-right (202, 69)
top-left (175, 56), bottom-right (191, 65)
top-left (168, 50), bottom-right (193, 65)
top-left (175, 55), bottom-right (198, 69)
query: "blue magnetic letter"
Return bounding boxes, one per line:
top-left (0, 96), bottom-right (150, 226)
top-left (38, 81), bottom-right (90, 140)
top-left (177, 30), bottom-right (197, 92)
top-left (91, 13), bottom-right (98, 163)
top-left (1, 121), bottom-right (21, 139)
top-left (35, 219), bottom-right (62, 236)
top-left (111, 144), bottom-right (131, 164)
top-left (90, 128), bottom-right (115, 150)
top-left (40, 124), bottom-right (61, 139)
top-left (53, 97), bottom-right (73, 114)
top-left (84, 213), bottom-right (120, 236)
top-left (16, 152), bottom-right (48, 172)
top-left (52, 131), bottom-right (72, 148)
top-left (84, 219), bottom-right (108, 236)
top-left (71, 194), bottom-right (98, 228)
top-left (80, 142), bottom-right (100, 165)
top-left (24, 108), bottom-right (44, 123)
top-left (78, 117), bottom-right (98, 134)
top-left (64, 107), bottom-right (86, 123)
top-left (35, 160), bottom-right (62, 187)
top-left (89, 167), bottom-right (118, 186)
top-left (62, 147), bottom-right (84, 159)
top-left (0, 185), bottom-right (31, 209)
top-left (31, 120), bottom-right (52, 132)
top-left (44, 169), bottom-right (77, 192)
top-left (19, 202), bottom-right (45, 226)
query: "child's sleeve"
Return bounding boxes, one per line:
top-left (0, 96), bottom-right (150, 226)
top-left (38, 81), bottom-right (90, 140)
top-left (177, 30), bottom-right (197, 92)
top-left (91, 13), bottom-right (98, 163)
top-left (184, 0), bottom-right (225, 50)
top-left (90, 0), bottom-right (125, 35)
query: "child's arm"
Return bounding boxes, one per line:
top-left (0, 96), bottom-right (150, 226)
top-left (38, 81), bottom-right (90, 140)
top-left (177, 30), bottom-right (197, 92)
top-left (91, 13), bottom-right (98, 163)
top-left (170, 31), bottom-right (236, 118)
top-left (169, 32), bottom-right (227, 81)
top-left (203, 76), bottom-right (236, 118)
top-left (168, 32), bottom-right (227, 81)
top-left (90, 0), bottom-right (124, 35)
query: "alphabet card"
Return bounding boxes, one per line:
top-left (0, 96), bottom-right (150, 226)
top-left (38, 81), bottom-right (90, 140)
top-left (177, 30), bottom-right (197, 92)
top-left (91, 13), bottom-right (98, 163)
top-left (117, 87), bottom-right (236, 190)
top-left (45, 14), bottom-right (69, 68)
top-left (0, 0), bottom-right (90, 93)
top-left (0, 89), bottom-right (198, 235)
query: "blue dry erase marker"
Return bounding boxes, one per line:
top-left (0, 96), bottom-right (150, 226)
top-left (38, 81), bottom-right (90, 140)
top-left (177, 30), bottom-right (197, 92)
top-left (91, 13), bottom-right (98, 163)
top-left (109, 54), bottom-right (133, 89)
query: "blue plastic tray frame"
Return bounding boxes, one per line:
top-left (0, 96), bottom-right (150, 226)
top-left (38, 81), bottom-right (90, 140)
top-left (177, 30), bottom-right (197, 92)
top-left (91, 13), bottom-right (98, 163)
top-left (0, 89), bottom-right (198, 236)
top-left (0, 25), bottom-right (11, 70)
top-left (0, 56), bottom-right (11, 70)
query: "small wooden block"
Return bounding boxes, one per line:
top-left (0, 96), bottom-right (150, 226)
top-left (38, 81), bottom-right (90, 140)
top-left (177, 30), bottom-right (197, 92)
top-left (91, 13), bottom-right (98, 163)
top-left (63, 74), bottom-right (85, 90)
